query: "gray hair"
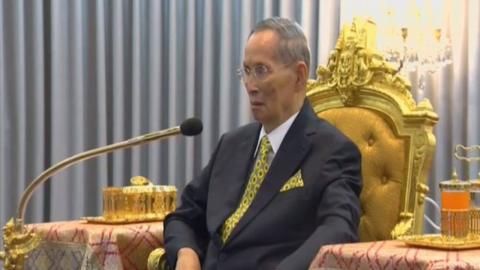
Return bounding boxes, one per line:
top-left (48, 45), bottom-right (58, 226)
top-left (250, 17), bottom-right (311, 70)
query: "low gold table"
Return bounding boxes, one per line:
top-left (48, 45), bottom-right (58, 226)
top-left (24, 220), bottom-right (163, 270)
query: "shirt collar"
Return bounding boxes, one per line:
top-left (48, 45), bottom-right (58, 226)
top-left (254, 111), bottom-right (300, 157)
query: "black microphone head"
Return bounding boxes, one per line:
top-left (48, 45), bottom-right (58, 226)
top-left (180, 117), bottom-right (203, 136)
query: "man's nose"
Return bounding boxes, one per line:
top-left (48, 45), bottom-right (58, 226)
top-left (244, 77), bottom-right (259, 93)
top-left (244, 83), bottom-right (258, 93)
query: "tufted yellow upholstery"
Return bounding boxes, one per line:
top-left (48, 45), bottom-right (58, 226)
top-left (307, 17), bottom-right (438, 241)
top-left (319, 108), bottom-right (406, 241)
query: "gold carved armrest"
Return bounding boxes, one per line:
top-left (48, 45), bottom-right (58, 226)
top-left (148, 247), bottom-right (171, 270)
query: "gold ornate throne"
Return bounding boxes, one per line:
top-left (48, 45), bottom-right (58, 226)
top-left (145, 17), bottom-right (440, 270)
top-left (307, 17), bottom-right (438, 241)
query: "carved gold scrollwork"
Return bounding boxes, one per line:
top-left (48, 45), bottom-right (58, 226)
top-left (391, 212), bottom-right (414, 239)
top-left (1, 218), bottom-right (41, 270)
top-left (148, 248), bottom-right (170, 270)
top-left (314, 17), bottom-right (412, 106)
top-left (416, 183), bottom-right (430, 204)
top-left (412, 132), bottom-right (427, 193)
top-left (416, 99), bottom-right (434, 112)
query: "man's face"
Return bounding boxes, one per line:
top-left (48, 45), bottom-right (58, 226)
top-left (242, 30), bottom-right (301, 132)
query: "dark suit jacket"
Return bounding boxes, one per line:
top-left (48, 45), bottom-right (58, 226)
top-left (164, 100), bottom-right (362, 269)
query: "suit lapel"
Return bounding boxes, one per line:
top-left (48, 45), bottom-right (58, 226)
top-left (226, 102), bottom-right (315, 244)
top-left (207, 124), bottom-right (260, 235)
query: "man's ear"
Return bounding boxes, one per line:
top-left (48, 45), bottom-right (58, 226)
top-left (295, 61), bottom-right (308, 88)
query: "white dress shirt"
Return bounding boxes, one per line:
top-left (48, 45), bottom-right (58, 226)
top-left (253, 112), bottom-right (300, 165)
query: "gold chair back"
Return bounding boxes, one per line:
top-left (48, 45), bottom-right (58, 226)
top-left (307, 18), bottom-right (438, 241)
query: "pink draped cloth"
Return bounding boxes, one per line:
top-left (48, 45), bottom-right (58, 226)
top-left (25, 220), bottom-right (163, 270)
top-left (310, 240), bottom-right (480, 270)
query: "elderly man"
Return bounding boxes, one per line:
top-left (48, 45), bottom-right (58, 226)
top-left (164, 17), bottom-right (362, 270)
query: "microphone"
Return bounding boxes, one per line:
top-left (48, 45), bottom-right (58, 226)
top-left (180, 117), bottom-right (203, 136)
top-left (17, 117), bottom-right (203, 222)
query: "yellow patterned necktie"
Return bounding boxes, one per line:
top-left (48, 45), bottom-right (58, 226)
top-left (221, 135), bottom-right (271, 243)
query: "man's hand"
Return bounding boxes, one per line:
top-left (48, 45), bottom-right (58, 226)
top-left (176, 247), bottom-right (201, 270)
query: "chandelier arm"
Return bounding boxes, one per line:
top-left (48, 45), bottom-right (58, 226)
top-left (394, 59), bottom-right (404, 75)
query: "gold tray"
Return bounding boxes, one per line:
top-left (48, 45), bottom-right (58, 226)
top-left (400, 234), bottom-right (480, 250)
top-left (82, 216), bottom-right (164, 225)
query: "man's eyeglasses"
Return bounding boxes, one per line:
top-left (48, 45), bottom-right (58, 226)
top-left (236, 65), bottom-right (271, 82)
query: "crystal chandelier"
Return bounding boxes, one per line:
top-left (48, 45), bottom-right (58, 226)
top-left (376, 3), bottom-right (452, 89)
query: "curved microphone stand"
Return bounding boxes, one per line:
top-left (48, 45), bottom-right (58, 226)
top-left (0, 118), bottom-right (202, 270)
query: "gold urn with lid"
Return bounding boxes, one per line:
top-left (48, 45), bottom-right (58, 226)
top-left (439, 171), bottom-right (471, 238)
top-left (86, 176), bottom-right (177, 224)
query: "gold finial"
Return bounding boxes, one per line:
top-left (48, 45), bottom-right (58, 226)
top-left (130, 176), bottom-right (151, 186)
top-left (452, 169), bottom-right (458, 181)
